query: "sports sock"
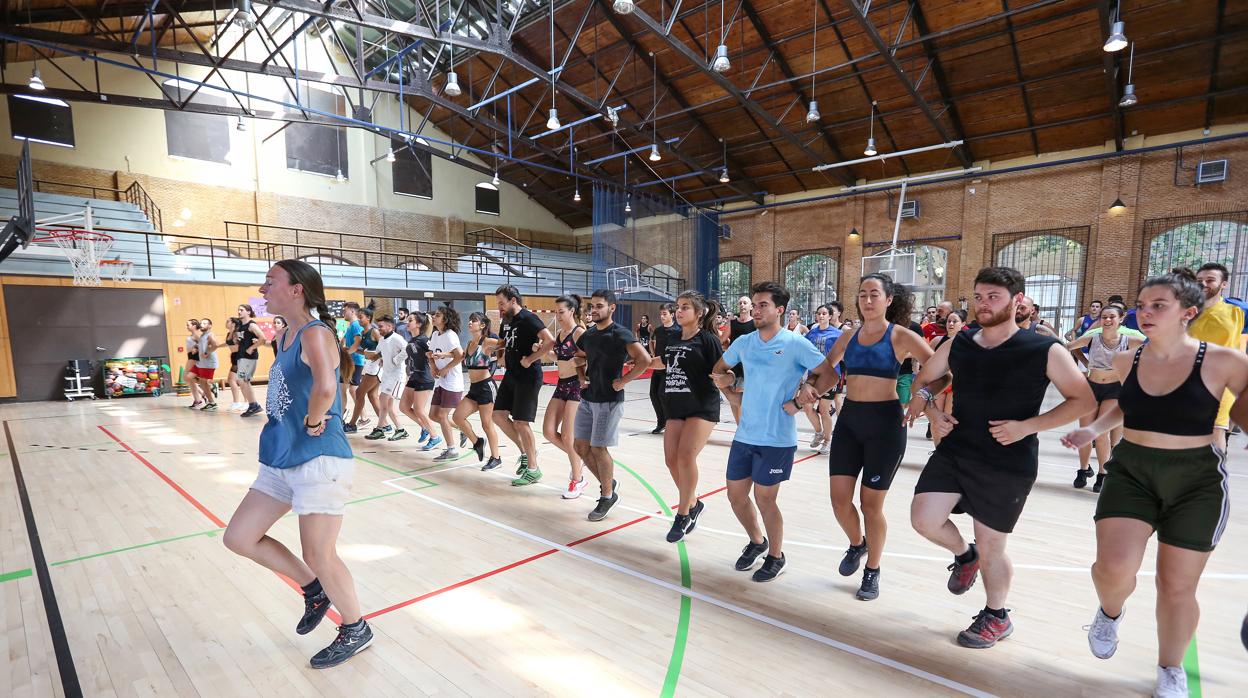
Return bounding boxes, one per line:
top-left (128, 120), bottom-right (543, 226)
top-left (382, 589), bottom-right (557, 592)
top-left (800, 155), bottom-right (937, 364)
top-left (301, 578), bottom-right (323, 598)
top-left (955, 546), bottom-right (977, 565)
top-left (985, 607), bottom-right (1008, 619)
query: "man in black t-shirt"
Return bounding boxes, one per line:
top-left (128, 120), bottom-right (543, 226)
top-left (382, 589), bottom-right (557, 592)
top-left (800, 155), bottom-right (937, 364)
top-left (492, 285), bottom-right (556, 480)
top-left (574, 289), bottom-right (651, 521)
top-left (648, 303), bottom-right (678, 434)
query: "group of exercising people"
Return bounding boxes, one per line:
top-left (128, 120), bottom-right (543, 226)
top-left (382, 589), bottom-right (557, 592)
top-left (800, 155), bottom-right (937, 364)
top-left (216, 258), bottom-right (1242, 697)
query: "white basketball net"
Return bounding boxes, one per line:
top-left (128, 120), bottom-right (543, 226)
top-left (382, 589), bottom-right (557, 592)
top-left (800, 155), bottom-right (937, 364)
top-left (103, 260), bottom-right (134, 284)
top-left (50, 233), bottom-right (114, 286)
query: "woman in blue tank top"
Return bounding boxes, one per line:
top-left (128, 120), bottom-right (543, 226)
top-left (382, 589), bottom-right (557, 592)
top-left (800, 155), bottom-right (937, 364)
top-left (223, 259), bottom-right (373, 669)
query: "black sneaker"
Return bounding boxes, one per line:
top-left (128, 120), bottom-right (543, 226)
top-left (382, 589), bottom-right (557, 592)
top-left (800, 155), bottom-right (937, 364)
top-left (201, 402), bottom-right (218, 411)
top-left (685, 500), bottom-right (706, 536)
top-left (472, 437), bottom-right (486, 462)
top-left (651, 425), bottom-right (665, 434)
top-left (310, 620), bottom-right (374, 669)
top-left (343, 422), bottom-right (358, 434)
top-left (838, 540), bottom-right (868, 576)
top-left (1241, 610), bottom-right (1247, 650)
top-left (1073, 468), bottom-right (1092, 489)
top-left (297, 591), bottom-right (331, 635)
top-left (666, 514), bottom-right (690, 543)
top-left (241, 402), bottom-right (262, 418)
top-left (856, 567), bottom-right (880, 600)
top-left (587, 492), bottom-right (619, 522)
top-left (1093, 472), bottom-right (1106, 493)
top-left (734, 538), bottom-right (768, 571)
top-left (752, 554), bottom-right (786, 582)
top-left (481, 456), bottom-right (502, 471)
top-left (364, 427), bottom-right (386, 440)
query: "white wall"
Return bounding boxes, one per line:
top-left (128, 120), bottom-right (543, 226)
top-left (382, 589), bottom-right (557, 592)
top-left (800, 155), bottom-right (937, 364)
top-left (0, 28), bottom-right (571, 235)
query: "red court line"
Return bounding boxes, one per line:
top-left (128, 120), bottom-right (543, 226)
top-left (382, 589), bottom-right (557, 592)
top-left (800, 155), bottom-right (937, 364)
top-left (97, 425), bottom-right (343, 625)
top-left (98, 425), bottom-right (227, 528)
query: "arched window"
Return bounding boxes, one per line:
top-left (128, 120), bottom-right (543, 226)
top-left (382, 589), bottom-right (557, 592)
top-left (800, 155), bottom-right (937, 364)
top-left (298, 254), bottom-right (356, 266)
top-left (782, 252), bottom-right (838, 318)
top-left (903, 245), bottom-right (948, 321)
top-left (714, 257), bottom-right (751, 304)
top-left (994, 227), bottom-right (1089, 335)
top-left (175, 244), bottom-right (240, 257)
top-left (397, 260), bottom-right (431, 271)
top-left (1144, 216), bottom-right (1248, 298)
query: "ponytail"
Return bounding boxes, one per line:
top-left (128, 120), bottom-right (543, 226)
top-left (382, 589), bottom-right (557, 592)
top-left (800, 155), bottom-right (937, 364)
top-left (314, 302), bottom-right (334, 328)
top-left (676, 290), bottom-right (719, 333)
top-left (557, 293), bottom-right (585, 327)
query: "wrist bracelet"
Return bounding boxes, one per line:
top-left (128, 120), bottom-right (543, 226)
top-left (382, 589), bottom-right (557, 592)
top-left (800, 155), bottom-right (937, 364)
top-left (304, 419), bottom-right (323, 429)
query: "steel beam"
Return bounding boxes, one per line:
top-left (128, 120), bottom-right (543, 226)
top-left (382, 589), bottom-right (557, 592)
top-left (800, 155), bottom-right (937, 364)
top-left (1096, 0), bottom-right (1124, 150)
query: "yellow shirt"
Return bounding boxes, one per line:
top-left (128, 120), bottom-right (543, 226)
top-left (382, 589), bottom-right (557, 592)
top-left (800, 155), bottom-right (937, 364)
top-left (1189, 299), bottom-right (1245, 348)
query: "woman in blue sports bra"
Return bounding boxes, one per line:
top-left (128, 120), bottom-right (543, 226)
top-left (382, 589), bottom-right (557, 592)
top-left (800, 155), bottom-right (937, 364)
top-left (453, 312), bottom-right (503, 470)
top-left (543, 294), bottom-right (587, 499)
top-left (800, 273), bottom-right (944, 602)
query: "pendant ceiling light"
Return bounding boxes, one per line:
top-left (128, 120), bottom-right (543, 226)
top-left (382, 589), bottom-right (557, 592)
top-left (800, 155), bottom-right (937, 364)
top-left (612, 0), bottom-right (635, 15)
top-left (711, 1), bottom-right (730, 73)
top-left (492, 171), bottom-right (500, 187)
top-left (28, 66), bottom-right (44, 91)
top-left (546, 0), bottom-right (560, 130)
top-left (1109, 161), bottom-right (1126, 212)
top-left (864, 101), bottom-right (878, 156)
top-left (1103, 2), bottom-right (1127, 52)
top-left (236, 115), bottom-right (247, 132)
top-left (719, 138), bottom-right (730, 183)
top-left (806, 1), bottom-right (820, 123)
top-left (1118, 42), bottom-right (1138, 107)
top-left (385, 148), bottom-right (396, 163)
top-left (649, 56), bottom-right (661, 161)
top-left (573, 186), bottom-right (581, 202)
top-left (443, 3), bottom-right (461, 97)
top-left (625, 197), bottom-right (632, 213)
top-left (233, 0), bottom-right (255, 30)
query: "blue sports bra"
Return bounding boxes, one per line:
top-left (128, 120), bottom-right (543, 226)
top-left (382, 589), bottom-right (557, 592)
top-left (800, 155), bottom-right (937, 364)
top-left (843, 324), bottom-right (902, 379)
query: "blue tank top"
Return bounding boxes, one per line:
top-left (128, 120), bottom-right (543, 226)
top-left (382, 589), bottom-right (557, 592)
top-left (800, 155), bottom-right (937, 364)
top-left (843, 324), bottom-right (902, 379)
top-left (259, 319), bottom-right (353, 469)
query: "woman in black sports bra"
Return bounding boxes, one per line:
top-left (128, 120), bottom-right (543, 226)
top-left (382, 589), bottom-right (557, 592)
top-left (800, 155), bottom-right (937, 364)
top-left (542, 294), bottom-right (587, 499)
top-left (1062, 268), bottom-right (1248, 698)
top-left (453, 312), bottom-right (503, 470)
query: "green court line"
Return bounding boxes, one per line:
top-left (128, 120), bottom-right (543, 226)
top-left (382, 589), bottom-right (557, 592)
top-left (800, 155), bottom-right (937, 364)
top-left (1183, 636), bottom-right (1202, 697)
top-left (0, 568), bottom-right (32, 583)
top-left (355, 451), bottom-right (473, 487)
top-left (614, 460), bottom-right (691, 698)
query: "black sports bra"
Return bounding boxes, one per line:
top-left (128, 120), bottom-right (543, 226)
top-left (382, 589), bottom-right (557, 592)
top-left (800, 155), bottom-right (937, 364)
top-left (1119, 342), bottom-right (1220, 437)
top-left (554, 330), bottom-right (577, 361)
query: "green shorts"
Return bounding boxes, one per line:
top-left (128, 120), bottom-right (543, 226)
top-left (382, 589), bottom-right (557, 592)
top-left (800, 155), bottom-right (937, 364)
top-left (1094, 440), bottom-right (1229, 552)
top-left (896, 373), bottom-right (914, 404)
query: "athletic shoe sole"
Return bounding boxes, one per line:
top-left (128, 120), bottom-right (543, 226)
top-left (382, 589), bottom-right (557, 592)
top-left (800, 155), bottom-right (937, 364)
top-left (751, 567), bottom-right (785, 583)
top-left (310, 636), bottom-right (374, 669)
top-left (956, 624), bottom-right (1013, 649)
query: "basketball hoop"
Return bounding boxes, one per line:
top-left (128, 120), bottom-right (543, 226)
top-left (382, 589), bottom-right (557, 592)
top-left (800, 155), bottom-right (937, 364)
top-left (33, 228), bottom-right (115, 286)
top-left (100, 259), bottom-right (134, 284)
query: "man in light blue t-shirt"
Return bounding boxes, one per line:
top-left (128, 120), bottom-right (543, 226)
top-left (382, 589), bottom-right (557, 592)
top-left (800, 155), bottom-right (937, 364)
top-left (712, 281), bottom-right (826, 583)
top-left (340, 302), bottom-right (367, 401)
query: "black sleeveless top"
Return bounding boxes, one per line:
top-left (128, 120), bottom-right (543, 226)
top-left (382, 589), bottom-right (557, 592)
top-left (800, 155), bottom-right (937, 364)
top-left (938, 328), bottom-right (1058, 470)
top-left (1119, 343), bottom-right (1220, 436)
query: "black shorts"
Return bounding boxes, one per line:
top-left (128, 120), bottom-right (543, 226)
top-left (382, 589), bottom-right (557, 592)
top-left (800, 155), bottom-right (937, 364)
top-left (496, 371), bottom-right (543, 422)
top-left (915, 449), bottom-right (1037, 534)
top-left (466, 378), bottom-right (497, 405)
top-left (828, 400), bottom-right (906, 490)
top-left (350, 364), bottom-right (364, 386)
top-left (406, 378), bottom-right (434, 391)
top-left (1088, 379), bottom-right (1122, 403)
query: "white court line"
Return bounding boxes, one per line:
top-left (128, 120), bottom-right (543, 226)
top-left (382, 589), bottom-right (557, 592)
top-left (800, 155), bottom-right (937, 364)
top-left (383, 479), bottom-right (997, 698)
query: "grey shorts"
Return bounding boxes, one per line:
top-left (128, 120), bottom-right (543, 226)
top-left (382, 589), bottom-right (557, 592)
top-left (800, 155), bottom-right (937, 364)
top-left (250, 455), bottom-right (355, 516)
top-left (574, 400), bottom-right (624, 447)
top-left (235, 357), bottom-right (258, 381)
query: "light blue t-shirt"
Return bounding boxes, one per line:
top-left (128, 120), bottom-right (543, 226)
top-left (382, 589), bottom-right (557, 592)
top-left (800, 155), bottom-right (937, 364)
top-left (723, 328), bottom-right (826, 448)
top-left (342, 320), bottom-right (366, 367)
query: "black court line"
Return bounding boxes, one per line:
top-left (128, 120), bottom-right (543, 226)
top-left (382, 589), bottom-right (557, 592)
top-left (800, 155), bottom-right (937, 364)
top-left (4, 421), bottom-right (82, 698)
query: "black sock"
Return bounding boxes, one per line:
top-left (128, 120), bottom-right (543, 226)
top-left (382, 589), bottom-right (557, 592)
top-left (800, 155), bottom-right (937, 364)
top-left (852, 537), bottom-right (867, 550)
top-left (342, 618), bottom-right (366, 630)
top-left (955, 545), bottom-right (977, 565)
top-left (864, 566), bottom-right (879, 573)
top-left (301, 578), bottom-right (323, 598)
top-left (985, 607), bottom-right (1008, 619)
top-left (1100, 607), bottom-right (1120, 620)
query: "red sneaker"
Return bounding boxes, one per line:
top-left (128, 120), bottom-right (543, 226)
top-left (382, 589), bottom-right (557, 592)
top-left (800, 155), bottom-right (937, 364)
top-left (957, 609), bottom-right (1013, 648)
top-left (947, 543), bottom-right (979, 595)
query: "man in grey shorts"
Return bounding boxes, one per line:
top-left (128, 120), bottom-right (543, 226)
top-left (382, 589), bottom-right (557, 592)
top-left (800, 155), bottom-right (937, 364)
top-left (574, 289), bottom-right (652, 521)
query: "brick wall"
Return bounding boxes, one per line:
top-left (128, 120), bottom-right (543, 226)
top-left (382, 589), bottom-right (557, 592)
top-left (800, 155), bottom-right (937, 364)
top-left (722, 139), bottom-right (1248, 325)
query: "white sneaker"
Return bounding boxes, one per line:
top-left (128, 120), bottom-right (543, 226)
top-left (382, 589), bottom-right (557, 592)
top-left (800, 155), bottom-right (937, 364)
top-left (809, 432), bottom-right (824, 449)
top-left (1153, 666), bottom-right (1187, 698)
top-left (562, 477), bottom-right (587, 499)
top-left (229, 402), bottom-right (246, 412)
top-left (1085, 607), bottom-right (1122, 659)
top-left (818, 442), bottom-right (830, 456)
top-left (433, 448), bottom-right (460, 463)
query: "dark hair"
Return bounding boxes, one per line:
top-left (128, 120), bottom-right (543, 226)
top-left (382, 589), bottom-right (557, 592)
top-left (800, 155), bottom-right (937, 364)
top-left (376, 314), bottom-right (395, 325)
top-left (495, 284), bottom-right (523, 303)
top-left (1090, 299), bottom-right (1103, 306)
top-left (344, 301), bottom-right (360, 312)
top-left (358, 306), bottom-right (374, 320)
top-left (828, 300), bottom-right (844, 315)
top-left (973, 266), bottom-right (1026, 297)
top-left (660, 302), bottom-right (676, 315)
top-left (1100, 305), bottom-right (1123, 317)
top-left (434, 305), bottom-right (461, 334)
top-left (858, 273), bottom-right (914, 326)
top-left (1107, 294), bottom-right (1125, 304)
top-left (591, 288), bottom-right (618, 305)
top-left (1140, 267), bottom-right (1204, 311)
top-left (926, 305), bottom-right (938, 313)
top-left (397, 307), bottom-right (408, 316)
top-left (556, 293), bottom-right (584, 326)
top-left (238, 303), bottom-right (255, 318)
top-left (201, 318), bottom-right (212, 327)
top-left (407, 310), bottom-right (431, 335)
top-left (677, 290), bottom-right (719, 333)
top-left (187, 318), bottom-right (200, 328)
top-left (469, 311), bottom-right (492, 336)
top-left (273, 315), bottom-right (287, 328)
top-left (1198, 262), bottom-right (1230, 283)
top-left (640, 314), bottom-right (649, 323)
top-left (749, 280), bottom-right (790, 312)
top-left (947, 309), bottom-right (968, 323)
top-left (274, 259), bottom-right (335, 329)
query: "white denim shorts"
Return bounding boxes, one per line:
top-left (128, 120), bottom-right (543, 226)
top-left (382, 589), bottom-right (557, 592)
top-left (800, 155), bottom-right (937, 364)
top-left (251, 455), bottom-right (355, 515)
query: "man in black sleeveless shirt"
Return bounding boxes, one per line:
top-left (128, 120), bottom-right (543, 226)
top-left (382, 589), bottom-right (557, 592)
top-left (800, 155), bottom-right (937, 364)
top-left (907, 266), bottom-right (1094, 650)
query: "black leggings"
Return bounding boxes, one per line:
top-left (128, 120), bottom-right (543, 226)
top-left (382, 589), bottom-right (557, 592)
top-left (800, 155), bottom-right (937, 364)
top-left (650, 369), bottom-right (667, 426)
top-left (828, 399), bottom-right (907, 490)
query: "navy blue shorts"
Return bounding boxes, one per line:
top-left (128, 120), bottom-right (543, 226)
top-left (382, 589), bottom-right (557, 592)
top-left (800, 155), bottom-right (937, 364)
top-left (350, 363), bottom-right (364, 386)
top-left (727, 441), bottom-right (798, 486)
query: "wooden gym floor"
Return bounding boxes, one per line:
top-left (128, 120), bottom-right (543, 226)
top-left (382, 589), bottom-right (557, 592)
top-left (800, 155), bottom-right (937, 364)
top-left (1, 382), bottom-right (1246, 697)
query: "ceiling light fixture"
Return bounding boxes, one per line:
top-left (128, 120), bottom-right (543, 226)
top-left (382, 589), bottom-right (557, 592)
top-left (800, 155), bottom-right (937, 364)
top-left (386, 148), bottom-right (396, 163)
top-left (1103, 3), bottom-right (1127, 52)
top-left (711, 1), bottom-right (730, 73)
top-left (719, 137), bottom-right (730, 183)
top-left (574, 186), bottom-right (581, 203)
top-left (806, 0), bottom-right (819, 123)
top-left (625, 197), bottom-right (631, 213)
top-left (849, 227), bottom-right (860, 241)
top-left (864, 101), bottom-right (878, 156)
top-left (233, 0), bottom-right (256, 30)
top-left (28, 66), bottom-right (45, 91)
top-left (546, 0), bottom-right (560, 131)
top-left (444, 71), bottom-right (462, 98)
top-left (1109, 160), bottom-right (1126, 212)
top-left (719, 168), bottom-right (730, 184)
top-left (1119, 42), bottom-right (1138, 107)
top-left (492, 171), bottom-right (500, 187)
top-left (612, 0), bottom-right (635, 15)
top-left (236, 115), bottom-right (247, 132)
top-left (649, 54), bottom-right (661, 161)
top-left (335, 169), bottom-right (346, 182)
top-left (649, 144), bottom-right (661, 162)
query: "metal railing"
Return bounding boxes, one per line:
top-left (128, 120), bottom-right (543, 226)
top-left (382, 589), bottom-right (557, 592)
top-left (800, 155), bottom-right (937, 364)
top-left (122, 180), bottom-right (163, 231)
top-left (0, 174), bottom-right (163, 232)
top-left (465, 226), bottom-right (579, 252)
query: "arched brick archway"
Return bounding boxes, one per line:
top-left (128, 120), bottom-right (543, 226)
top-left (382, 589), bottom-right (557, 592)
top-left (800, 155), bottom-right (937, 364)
top-left (1141, 211), bottom-right (1248, 298)
top-left (993, 226), bottom-right (1090, 335)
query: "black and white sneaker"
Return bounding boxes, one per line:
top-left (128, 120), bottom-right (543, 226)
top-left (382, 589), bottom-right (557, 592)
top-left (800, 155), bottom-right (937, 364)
top-left (734, 538), bottom-right (768, 571)
top-left (297, 590), bottom-right (331, 635)
top-left (684, 500), bottom-right (706, 536)
top-left (241, 402), bottom-right (262, 418)
top-left (587, 492), bottom-right (619, 522)
top-left (752, 554), bottom-right (786, 582)
top-left (310, 620), bottom-right (374, 669)
top-left (666, 514), bottom-right (690, 543)
top-left (856, 567), bottom-right (880, 600)
top-left (481, 456), bottom-right (502, 471)
top-left (364, 427), bottom-right (387, 440)
top-left (838, 539), bottom-right (868, 576)
top-left (459, 432), bottom-right (468, 448)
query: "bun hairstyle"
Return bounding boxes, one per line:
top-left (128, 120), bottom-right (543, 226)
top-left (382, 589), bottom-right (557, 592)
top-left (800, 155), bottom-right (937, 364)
top-left (557, 293), bottom-right (585, 326)
top-left (1140, 267), bottom-right (1205, 314)
top-left (272, 259), bottom-right (335, 330)
top-left (676, 290), bottom-right (720, 333)
top-left (408, 310), bottom-right (431, 336)
top-left (858, 273), bottom-right (914, 326)
top-left (469, 311), bottom-right (492, 336)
